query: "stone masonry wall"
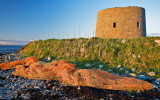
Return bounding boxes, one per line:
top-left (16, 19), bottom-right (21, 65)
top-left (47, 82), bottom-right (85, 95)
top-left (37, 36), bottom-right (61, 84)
top-left (95, 6), bottom-right (146, 39)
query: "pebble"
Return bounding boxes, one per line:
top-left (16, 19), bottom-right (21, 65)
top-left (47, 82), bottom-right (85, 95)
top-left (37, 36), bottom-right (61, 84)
top-left (121, 39), bottom-right (126, 44)
top-left (132, 54), bottom-right (137, 58)
top-left (0, 53), bottom-right (23, 64)
top-left (8, 55), bottom-right (15, 61)
top-left (125, 70), bottom-right (129, 74)
top-left (47, 57), bottom-right (51, 61)
top-left (34, 86), bottom-right (40, 89)
top-left (156, 78), bottom-right (160, 81)
top-left (21, 92), bottom-right (30, 99)
top-left (155, 81), bottom-right (160, 85)
top-left (132, 68), bottom-right (136, 72)
top-left (148, 72), bottom-right (156, 77)
top-left (0, 69), bottom-right (62, 99)
top-left (119, 67), bottom-right (124, 71)
top-left (137, 75), bottom-right (147, 80)
top-left (155, 40), bottom-right (160, 46)
top-left (85, 64), bottom-right (91, 67)
top-left (117, 65), bottom-right (121, 68)
top-left (107, 69), bottom-right (112, 72)
top-left (129, 73), bottom-right (137, 77)
top-left (99, 65), bottom-right (103, 69)
top-left (78, 86), bottom-right (80, 90)
top-left (52, 86), bottom-right (56, 90)
top-left (154, 78), bottom-right (160, 85)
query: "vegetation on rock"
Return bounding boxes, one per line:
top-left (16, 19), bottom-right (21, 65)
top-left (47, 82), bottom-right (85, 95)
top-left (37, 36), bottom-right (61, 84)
top-left (21, 37), bottom-right (160, 77)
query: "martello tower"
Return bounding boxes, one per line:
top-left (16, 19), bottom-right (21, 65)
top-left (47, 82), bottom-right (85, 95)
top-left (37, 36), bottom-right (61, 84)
top-left (95, 6), bottom-right (146, 39)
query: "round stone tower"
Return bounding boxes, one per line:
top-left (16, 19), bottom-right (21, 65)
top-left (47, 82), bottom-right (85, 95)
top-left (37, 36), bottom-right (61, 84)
top-left (95, 6), bottom-right (146, 39)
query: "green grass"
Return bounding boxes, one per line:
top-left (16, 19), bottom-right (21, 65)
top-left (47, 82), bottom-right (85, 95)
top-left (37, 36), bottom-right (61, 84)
top-left (21, 37), bottom-right (160, 77)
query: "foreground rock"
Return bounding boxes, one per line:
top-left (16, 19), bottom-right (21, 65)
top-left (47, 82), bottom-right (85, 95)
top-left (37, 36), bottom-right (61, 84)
top-left (0, 57), bottom-right (153, 91)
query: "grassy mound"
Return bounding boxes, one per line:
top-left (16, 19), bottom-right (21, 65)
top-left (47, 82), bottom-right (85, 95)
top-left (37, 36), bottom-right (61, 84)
top-left (21, 37), bottom-right (160, 77)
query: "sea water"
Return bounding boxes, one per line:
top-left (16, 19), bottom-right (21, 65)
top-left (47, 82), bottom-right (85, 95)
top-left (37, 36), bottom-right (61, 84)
top-left (0, 45), bottom-right (23, 55)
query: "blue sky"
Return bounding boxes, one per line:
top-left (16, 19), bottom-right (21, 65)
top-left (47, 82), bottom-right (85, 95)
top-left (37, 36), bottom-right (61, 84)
top-left (0, 0), bottom-right (160, 45)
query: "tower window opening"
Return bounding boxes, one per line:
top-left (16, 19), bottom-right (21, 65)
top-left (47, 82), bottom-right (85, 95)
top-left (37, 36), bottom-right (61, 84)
top-left (113, 22), bottom-right (116, 28)
top-left (137, 22), bottom-right (140, 28)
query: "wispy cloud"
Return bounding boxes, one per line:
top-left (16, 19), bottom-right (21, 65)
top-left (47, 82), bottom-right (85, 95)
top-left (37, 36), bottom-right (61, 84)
top-left (0, 41), bottom-right (7, 45)
top-left (0, 39), bottom-right (30, 42)
top-left (0, 39), bottom-right (33, 45)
